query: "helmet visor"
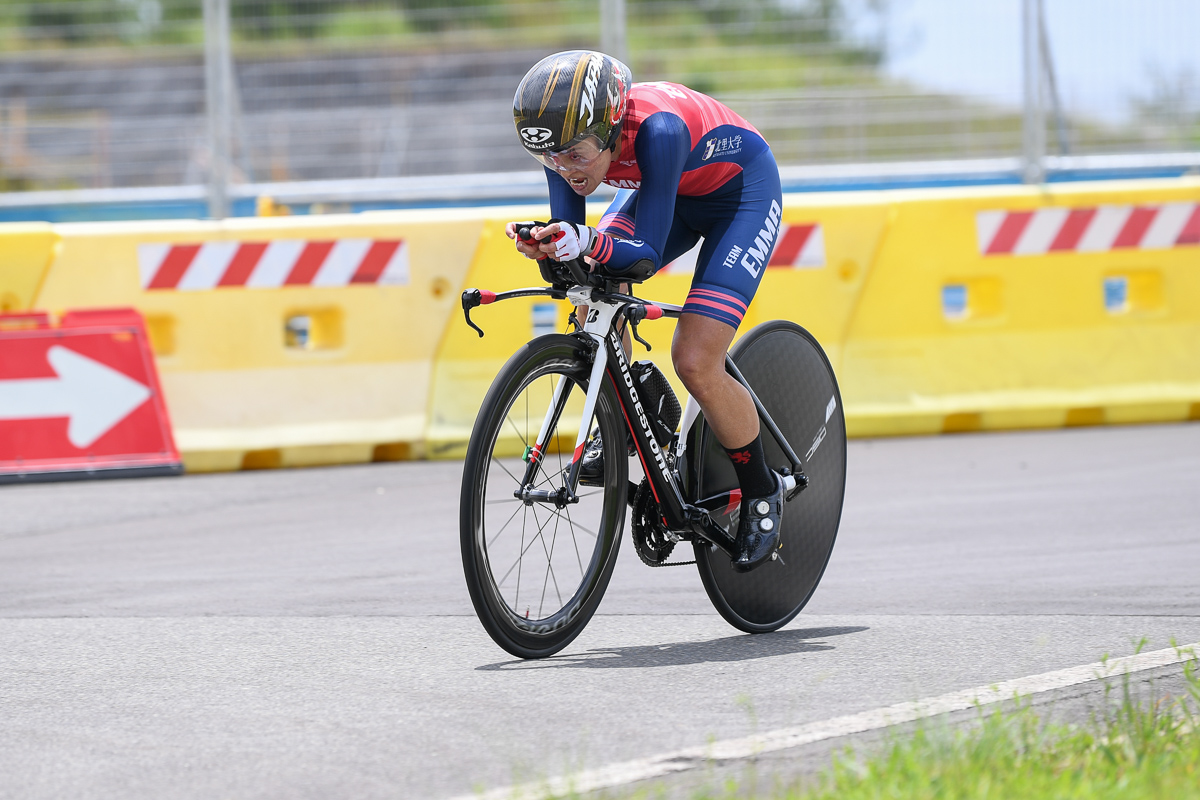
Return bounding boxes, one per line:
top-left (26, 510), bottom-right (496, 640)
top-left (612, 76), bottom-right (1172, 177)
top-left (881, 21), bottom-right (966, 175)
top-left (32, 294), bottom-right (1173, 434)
top-left (533, 135), bottom-right (605, 173)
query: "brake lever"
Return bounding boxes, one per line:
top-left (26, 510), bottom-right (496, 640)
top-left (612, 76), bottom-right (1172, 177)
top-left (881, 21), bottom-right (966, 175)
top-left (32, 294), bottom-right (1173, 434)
top-left (461, 288), bottom-right (493, 337)
top-left (625, 303), bottom-right (663, 351)
top-left (629, 318), bottom-right (651, 351)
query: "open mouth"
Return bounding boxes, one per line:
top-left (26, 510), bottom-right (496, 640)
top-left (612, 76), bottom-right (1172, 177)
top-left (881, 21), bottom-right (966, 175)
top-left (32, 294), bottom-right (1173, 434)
top-left (568, 176), bottom-right (589, 189)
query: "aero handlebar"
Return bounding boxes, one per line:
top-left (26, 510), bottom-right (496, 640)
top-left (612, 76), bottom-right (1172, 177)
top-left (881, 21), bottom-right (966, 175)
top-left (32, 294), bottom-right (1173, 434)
top-left (460, 284), bottom-right (674, 338)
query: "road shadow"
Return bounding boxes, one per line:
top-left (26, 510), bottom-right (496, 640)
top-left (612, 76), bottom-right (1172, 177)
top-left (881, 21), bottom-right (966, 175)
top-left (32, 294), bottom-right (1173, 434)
top-left (477, 625), bottom-right (868, 671)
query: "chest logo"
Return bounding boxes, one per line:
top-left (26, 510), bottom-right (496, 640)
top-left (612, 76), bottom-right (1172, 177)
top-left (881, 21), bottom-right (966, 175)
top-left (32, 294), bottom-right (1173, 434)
top-left (702, 134), bottom-right (743, 161)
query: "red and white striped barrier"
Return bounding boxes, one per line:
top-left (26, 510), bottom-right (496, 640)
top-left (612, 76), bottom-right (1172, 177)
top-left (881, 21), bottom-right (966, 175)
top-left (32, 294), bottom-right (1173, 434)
top-left (138, 239), bottom-right (409, 291)
top-left (663, 223), bottom-right (825, 274)
top-left (769, 223), bottom-right (825, 269)
top-left (977, 204), bottom-right (1200, 257)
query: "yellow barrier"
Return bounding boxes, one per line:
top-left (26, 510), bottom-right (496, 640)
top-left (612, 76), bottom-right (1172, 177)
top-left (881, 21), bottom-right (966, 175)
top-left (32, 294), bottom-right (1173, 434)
top-left (429, 177), bottom-right (1200, 456)
top-left (840, 177), bottom-right (1200, 436)
top-left (425, 198), bottom-right (887, 457)
top-left (10, 175), bottom-right (1198, 474)
top-left (426, 207), bottom-right (549, 459)
top-left (0, 224), bottom-right (61, 313)
top-left (32, 211), bottom-right (483, 471)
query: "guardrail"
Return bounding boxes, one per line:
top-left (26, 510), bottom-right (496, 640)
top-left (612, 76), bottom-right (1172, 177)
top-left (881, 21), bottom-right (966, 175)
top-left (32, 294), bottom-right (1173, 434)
top-left (1, 154), bottom-right (1198, 223)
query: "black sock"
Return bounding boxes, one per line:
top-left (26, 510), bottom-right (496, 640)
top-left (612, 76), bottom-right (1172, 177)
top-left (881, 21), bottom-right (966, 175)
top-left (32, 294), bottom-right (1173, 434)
top-left (724, 434), bottom-right (776, 499)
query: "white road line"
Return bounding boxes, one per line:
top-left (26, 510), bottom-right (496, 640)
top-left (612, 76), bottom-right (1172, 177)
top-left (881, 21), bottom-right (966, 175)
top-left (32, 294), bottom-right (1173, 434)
top-left (450, 641), bottom-right (1198, 800)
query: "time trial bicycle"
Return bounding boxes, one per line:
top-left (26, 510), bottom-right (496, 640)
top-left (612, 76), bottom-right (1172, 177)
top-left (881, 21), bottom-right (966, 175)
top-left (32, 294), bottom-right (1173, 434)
top-left (459, 230), bottom-right (846, 659)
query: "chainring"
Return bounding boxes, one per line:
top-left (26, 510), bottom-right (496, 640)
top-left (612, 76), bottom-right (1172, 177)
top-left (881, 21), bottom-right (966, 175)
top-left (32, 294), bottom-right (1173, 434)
top-left (630, 478), bottom-right (677, 567)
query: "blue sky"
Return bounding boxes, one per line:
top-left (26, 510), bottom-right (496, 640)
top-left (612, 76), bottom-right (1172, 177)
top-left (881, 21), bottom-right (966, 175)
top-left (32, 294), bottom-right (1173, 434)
top-left (857, 0), bottom-right (1200, 122)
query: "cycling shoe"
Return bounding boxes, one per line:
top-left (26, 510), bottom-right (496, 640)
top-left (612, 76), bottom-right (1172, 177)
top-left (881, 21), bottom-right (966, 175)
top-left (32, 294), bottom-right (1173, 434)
top-left (732, 472), bottom-right (785, 572)
top-left (578, 428), bottom-right (635, 487)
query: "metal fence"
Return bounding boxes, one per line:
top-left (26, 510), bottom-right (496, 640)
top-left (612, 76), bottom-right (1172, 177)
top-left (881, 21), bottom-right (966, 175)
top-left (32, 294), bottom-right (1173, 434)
top-left (0, 0), bottom-right (1196, 211)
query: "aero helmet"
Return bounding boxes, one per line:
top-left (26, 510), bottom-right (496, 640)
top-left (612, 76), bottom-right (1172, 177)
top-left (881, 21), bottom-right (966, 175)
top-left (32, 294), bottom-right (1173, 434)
top-left (513, 50), bottom-right (631, 167)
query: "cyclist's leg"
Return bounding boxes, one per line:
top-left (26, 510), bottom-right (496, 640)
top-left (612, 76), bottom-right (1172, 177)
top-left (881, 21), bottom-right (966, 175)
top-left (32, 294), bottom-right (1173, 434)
top-left (599, 188), bottom-right (702, 263)
top-left (673, 314), bottom-right (755, 445)
top-left (590, 187), bottom-right (701, 351)
top-left (670, 149), bottom-right (785, 569)
top-left (671, 149), bottom-right (783, 449)
top-left (579, 189), bottom-right (702, 480)
top-left (598, 188), bottom-right (638, 239)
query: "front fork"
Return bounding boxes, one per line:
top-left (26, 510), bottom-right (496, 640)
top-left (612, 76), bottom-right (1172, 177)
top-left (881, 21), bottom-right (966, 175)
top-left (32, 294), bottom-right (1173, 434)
top-left (515, 323), bottom-right (614, 508)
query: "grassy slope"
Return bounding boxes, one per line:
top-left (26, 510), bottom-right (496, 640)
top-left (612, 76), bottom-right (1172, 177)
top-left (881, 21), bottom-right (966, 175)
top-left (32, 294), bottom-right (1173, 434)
top-left (616, 656), bottom-right (1200, 800)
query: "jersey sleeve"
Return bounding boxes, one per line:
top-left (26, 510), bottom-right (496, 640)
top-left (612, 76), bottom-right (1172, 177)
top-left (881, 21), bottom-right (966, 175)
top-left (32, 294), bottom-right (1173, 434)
top-left (589, 111), bottom-right (689, 275)
top-left (546, 167), bottom-right (586, 224)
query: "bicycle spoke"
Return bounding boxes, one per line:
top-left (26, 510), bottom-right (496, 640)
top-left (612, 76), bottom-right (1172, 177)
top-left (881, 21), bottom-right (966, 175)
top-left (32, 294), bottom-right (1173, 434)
top-left (564, 503), bottom-right (585, 576)
top-left (512, 504), bottom-right (526, 612)
top-left (536, 506), bottom-right (564, 618)
top-left (543, 506), bottom-right (601, 540)
top-left (503, 414), bottom-right (530, 452)
top-left (486, 500), bottom-right (526, 550)
top-left (494, 505), bottom-right (556, 596)
top-left (555, 429), bottom-right (567, 483)
top-left (490, 455), bottom-right (524, 488)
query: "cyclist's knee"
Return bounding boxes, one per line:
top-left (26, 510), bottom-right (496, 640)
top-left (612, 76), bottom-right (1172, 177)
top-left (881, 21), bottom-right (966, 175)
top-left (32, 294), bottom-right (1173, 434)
top-left (673, 312), bottom-right (737, 399)
top-left (672, 337), bottom-right (724, 400)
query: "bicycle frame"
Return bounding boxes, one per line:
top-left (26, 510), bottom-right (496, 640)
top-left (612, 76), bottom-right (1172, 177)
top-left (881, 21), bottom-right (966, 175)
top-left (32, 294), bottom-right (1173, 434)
top-left (461, 281), bottom-right (808, 559)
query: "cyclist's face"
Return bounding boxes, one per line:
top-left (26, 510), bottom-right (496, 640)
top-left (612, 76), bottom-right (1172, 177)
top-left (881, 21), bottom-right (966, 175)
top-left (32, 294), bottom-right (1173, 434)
top-left (538, 138), bottom-right (612, 196)
top-left (559, 147), bottom-right (612, 196)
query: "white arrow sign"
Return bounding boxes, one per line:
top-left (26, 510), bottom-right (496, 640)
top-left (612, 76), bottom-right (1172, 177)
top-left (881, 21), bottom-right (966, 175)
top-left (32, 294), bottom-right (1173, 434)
top-left (0, 345), bottom-right (152, 448)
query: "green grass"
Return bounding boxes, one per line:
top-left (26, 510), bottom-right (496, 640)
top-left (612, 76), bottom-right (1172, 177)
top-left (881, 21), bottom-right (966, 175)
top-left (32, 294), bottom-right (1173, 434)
top-left (614, 655), bottom-right (1200, 800)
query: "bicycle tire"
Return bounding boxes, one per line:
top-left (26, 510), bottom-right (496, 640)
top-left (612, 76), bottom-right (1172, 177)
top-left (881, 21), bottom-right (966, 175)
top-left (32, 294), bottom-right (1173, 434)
top-left (461, 334), bottom-right (628, 659)
top-left (691, 321), bottom-right (846, 633)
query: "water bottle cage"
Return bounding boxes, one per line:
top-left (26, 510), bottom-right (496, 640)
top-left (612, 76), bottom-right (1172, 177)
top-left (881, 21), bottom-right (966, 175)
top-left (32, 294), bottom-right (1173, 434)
top-left (631, 360), bottom-right (681, 448)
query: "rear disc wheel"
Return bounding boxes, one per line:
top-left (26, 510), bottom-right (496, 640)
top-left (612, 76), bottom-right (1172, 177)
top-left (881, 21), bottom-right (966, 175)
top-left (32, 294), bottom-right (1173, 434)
top-left (692, 321), bottom-right (846, 632)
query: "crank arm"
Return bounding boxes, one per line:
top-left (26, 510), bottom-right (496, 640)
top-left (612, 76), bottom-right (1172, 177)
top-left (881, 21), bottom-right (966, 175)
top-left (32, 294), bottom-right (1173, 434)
top-left (684, 472), bottom-right (804, 556)
top-left (682, 504), bottom-right (737, 558)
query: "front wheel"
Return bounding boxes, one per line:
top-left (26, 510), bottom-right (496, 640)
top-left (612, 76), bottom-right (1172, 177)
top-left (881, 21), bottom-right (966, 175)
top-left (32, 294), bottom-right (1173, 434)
top-left (460, 334), bottom-right (628, 659)
top-left (691, 321), bottom-right (847, 633)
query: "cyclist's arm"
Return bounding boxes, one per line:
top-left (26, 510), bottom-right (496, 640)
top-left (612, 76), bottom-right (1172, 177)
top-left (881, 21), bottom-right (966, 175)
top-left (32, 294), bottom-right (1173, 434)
top-left (547, 167), bottom-right (587, 224)
top-left (591, 111), bottom-right (689, 274)
top-left (505, 168), bottom-right (583, 259)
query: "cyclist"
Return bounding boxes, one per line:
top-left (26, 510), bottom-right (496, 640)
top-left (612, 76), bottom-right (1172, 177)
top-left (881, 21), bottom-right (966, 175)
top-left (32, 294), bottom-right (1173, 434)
top-left (506, 50), bottom-right (785, 572)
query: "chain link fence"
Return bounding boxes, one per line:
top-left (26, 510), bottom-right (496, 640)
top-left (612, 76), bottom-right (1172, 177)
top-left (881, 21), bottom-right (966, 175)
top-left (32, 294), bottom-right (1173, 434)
top-left (0, 0), bottom-right (1196, 195)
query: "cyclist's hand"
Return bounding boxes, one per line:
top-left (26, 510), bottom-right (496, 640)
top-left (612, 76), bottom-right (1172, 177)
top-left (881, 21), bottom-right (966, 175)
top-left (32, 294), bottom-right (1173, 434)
top-left (540, 220), bottom-right (598, 262)
top-left (505, 221), bottom-right (545, 260)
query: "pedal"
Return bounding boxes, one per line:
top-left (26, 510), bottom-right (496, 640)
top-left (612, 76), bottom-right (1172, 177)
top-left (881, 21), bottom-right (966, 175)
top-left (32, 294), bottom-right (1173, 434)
top-left (781, 470), bottom-right (807, 501)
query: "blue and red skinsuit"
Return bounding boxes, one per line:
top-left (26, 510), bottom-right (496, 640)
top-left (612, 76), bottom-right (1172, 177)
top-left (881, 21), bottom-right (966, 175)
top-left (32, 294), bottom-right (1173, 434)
top-left (547, 81), bottom-right (783, 329)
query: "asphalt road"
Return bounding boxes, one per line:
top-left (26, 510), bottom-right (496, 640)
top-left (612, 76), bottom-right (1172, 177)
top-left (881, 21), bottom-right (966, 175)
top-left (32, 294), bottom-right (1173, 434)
top-left (2, 423), bottom-right (1199, 799)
